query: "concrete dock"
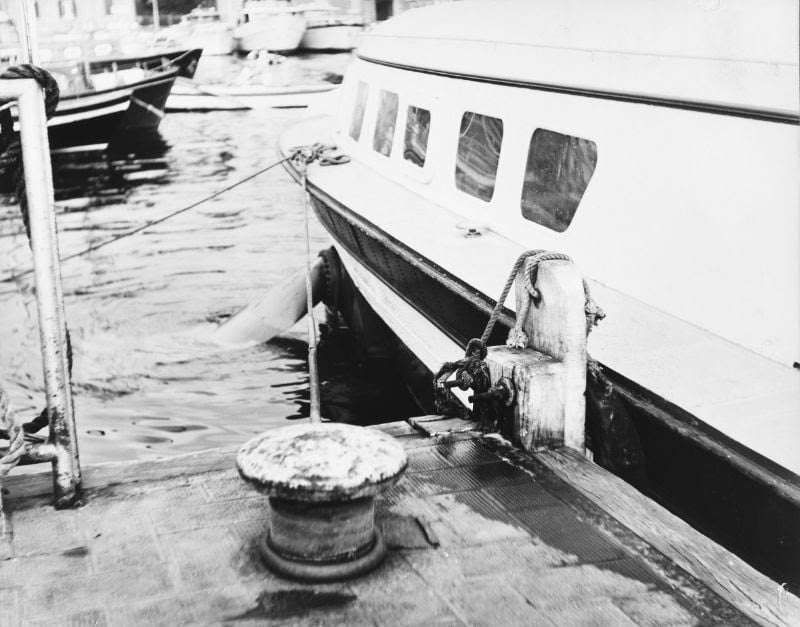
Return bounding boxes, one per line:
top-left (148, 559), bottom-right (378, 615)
top-left (1, 419), bottom-right (797, 626)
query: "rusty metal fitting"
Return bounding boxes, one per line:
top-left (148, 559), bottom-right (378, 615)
top-left (468, 377), bottom-right (516, 406)
top-left (443, 369), bottom-right (473, 391)
top-left (237, 423), bottom-right (407, 582)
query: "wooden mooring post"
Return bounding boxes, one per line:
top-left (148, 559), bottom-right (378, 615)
top-left (487, 258), bottom-right (588, 452)
top-left (0, 77), bottom-right (81, 507)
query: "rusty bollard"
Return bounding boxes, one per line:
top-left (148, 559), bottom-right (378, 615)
top-left (237, 423), bottom-right (407, 582)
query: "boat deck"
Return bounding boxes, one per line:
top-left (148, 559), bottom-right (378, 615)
top-left (1, 419), bottom-right (796, 626)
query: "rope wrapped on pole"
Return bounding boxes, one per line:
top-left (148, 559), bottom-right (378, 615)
top-left (0, 383), bottom-right (25, 480)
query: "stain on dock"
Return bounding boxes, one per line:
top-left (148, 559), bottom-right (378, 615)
top-left (229, 590), bottom-right (358, 621)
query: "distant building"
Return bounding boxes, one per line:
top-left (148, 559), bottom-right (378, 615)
top-left (0, 0), bottom-right (137, 32)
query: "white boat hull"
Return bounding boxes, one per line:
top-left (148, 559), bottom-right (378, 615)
top-left (300, 24), bottom-right (362, 51)
top-left (233, 15), bottom-right (306, 53)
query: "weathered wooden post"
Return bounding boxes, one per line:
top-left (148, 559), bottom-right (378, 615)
top-left (486, 258), bottom-right (588, 452)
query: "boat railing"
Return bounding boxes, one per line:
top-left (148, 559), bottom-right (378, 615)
top-left (0, 74), bottom-right (81, 509)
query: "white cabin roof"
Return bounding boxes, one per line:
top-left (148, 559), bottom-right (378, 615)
top-left (357, 0), bottom-right (799, 119)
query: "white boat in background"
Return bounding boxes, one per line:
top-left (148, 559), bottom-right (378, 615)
top-left (157, 7), bottom-right (234, 56)
top-left (183, 53), bottom-right (337, 108)
top-left (298, 2), bottom-right (363, 51)
top-left (279, 0), bottom-right (800, 591)
top-left (233, 0), bottom-right (307, 54)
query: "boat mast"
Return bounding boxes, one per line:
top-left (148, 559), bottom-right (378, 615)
top-left (15, 0), bottom-right (39, 64)
top-left (152, 0), bottom-right (160, 32)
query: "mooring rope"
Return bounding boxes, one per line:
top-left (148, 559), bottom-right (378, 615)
top-left (0, 155), bottom-right (292, 284)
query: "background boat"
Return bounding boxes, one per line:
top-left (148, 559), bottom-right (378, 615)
top-left (154, 9), bottom-right (233, 57)
top-left (299, 2), bottom-right (364, 51)
top-left (87, 48), bottom-right (204, 80)
top-left (233, 1), bottom-right (307, 54)
top-left (27, 66), bottom-right (179, 151)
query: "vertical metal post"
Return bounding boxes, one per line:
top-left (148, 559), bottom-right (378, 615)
top-left (14, 79), bottom-right (82, 507)
top-left (15, 0), bottom-right (39, 65)
top-left (152, 0), bottom-right (160, 32)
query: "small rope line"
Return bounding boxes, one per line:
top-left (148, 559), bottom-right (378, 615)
top-left (0, 155), bottom-right (291, 284)
top-left (288, 143), bottom-right (350, 424)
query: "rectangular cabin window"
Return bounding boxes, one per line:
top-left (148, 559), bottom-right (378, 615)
top-left (349, 81), bottom-right (368, 141)
top-left (373, 90), bottom-right (399, 156)
top-left (455, 112), bottom-right (503, 202)
top-left (521, 129), bottom-right (597, 232)
top-left (403, 106), bottom-right (431, 167)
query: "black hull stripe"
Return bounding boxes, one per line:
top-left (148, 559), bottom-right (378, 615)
top-left (358, 54), bottom-right (800, 126)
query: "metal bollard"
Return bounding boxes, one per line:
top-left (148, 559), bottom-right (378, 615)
top-left (237, 423), bottom-right (407, 582)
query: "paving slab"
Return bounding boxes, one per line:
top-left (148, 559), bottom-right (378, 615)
top-left (0, 422), bottom-right (788, 626)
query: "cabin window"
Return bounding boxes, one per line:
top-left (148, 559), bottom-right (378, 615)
top-left (455, 112), bottom-right (503, 202)
top-left (521, 129), bottom-right (597, 232)
top-left (403, 106), bottom-right (431, 167)
top-left (373, 90), bottom-right (399, 156)
top-left (349, 81), bottom-right (368, 141)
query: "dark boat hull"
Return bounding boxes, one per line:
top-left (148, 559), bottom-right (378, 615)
top-left (43, 69), bottom-right (179, 150)
top-left (298, 169), bottom-right (800, 593)
top-left (118, 72), bottom-right (177, 132)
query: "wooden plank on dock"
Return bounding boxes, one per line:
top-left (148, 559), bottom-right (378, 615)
top-left (537, 447), bottom-right (800, 627)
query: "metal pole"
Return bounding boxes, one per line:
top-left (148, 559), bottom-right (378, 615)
top-left (12, 79), bottom-right (82, 507)
top-left (302, 174), bottom-right (321, 424)
top-left (16, 0), bottom-right (39, 65)
top-left (152, 0), bottom-right (160, 32)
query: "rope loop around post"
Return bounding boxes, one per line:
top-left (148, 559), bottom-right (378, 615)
top-left (0, 383), bottom-right (26, 480)
top-left (479, 250), bottom-right (605, 350)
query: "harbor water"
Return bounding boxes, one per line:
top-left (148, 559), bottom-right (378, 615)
top-left (0, 53), bottom-right (411, 466)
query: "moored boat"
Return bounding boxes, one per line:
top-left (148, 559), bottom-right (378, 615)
top-left (19, 66), bottom-right (179, 151)
top-left (279, 0), bottom-right (800, 589)
top-left (233, 0), bottom-right (307, 54)
top-left (298, 2), bottom-right (363, 51)
top-left (157, 8), bottom-right (233, 57)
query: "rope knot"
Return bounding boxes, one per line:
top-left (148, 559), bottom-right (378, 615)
top-left (289, 142), bottom-right (350, 174)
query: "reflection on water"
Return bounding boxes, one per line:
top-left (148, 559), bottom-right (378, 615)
top-left (0, 54), bottom-right (363, 465)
